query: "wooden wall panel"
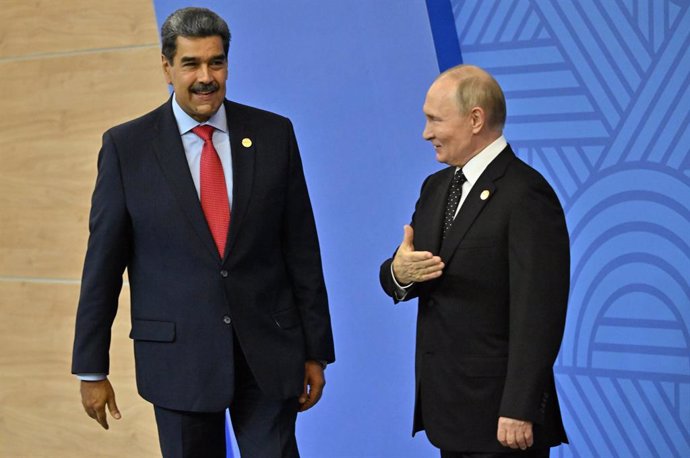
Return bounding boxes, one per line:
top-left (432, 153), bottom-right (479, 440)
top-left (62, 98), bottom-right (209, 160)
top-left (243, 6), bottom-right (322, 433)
top-left (0, 0), bottom-right (169, 455)
top-left (0, 0), bottom-right (159, 58)
top-left (0, 282), bottom-right (158, 457)
top-left (0, 48), bottom-right (167, 279)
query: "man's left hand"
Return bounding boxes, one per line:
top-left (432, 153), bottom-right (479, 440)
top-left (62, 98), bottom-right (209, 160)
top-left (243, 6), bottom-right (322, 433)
top-left (497, 416), bottom-right (533, 450)
top-left (298, 360), bottom-right (325, 412)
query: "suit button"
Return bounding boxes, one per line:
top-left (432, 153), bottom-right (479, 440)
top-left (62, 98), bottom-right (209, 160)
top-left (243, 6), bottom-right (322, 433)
top-left (223, 315), bottom-right (232, 325)
top-left (220, 270), bottom-right (228, 278)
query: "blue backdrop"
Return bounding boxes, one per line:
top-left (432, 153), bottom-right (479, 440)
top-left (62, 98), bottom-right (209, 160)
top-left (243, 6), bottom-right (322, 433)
top-left (152, 1), bottom-right (690, 457)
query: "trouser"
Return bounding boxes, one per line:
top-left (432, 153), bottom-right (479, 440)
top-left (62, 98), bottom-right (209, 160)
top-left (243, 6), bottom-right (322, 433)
top-left (154, 334), bottom-right (300, 458)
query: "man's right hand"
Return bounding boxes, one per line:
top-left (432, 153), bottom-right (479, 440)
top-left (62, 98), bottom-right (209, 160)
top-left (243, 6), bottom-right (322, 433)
top-left (80, 379), bottom-right (121, 430)
top-left (392, 225), bottom-right (444, 285)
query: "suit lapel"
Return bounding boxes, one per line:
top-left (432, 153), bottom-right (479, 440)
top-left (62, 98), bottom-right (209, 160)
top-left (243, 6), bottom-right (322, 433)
top-left (151, 99), bottom-right (220, 260)
top-left (439, 146), bottom-right (515, 264)
top-left (224, 101), bottom-right (255, 260)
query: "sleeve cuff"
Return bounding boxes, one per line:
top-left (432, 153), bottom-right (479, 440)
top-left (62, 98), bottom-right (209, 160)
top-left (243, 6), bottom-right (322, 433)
top-left (76, 373), bottom-right (107, 381)
top-left (391, 264), bottom-right (414, 300)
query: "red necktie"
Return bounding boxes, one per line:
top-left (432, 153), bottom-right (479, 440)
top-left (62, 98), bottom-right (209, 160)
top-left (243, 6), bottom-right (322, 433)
top-left (192, 125), bottom-right (230, 257)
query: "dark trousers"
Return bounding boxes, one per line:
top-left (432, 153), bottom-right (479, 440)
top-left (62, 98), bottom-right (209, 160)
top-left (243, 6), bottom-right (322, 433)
top-left (154, 335), bottom-right (300, 458)
top-left (441, 448), bottom-right (550, 458)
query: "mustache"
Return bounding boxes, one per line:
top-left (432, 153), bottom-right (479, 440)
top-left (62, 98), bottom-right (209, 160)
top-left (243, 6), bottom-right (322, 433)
top-left (191, 82), bottom-right (219, 93)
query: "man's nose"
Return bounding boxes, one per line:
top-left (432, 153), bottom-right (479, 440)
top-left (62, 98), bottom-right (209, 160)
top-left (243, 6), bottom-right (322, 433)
top-left (197, 65), bottom-right (212, 82)
top-left (422, 122), bottom-right (433, 141)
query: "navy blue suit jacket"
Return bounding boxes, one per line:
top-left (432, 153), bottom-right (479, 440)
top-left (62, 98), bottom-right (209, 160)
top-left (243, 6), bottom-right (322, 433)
top-left (72, 98), bottom-right (335, 412)
top-left (380, 146), bottom-right (568, 452)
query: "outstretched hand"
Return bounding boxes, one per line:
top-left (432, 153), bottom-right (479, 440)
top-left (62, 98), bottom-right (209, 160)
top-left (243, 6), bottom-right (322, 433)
top-left (392, 225), bottom-right (444, 285)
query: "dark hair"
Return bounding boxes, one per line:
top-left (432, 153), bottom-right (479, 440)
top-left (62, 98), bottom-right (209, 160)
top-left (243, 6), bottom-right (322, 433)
top-left (161, 7), bottom-right (231, 63)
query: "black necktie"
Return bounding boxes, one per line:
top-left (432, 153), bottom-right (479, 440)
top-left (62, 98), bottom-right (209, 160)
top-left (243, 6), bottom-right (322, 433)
top-left (443, 169), bottom-right (467, 238)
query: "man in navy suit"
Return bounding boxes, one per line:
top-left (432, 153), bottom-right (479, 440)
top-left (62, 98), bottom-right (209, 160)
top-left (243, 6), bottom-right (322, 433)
top-left (72, 7), bottom-right (334, 457)
top-left (380, 65), bottom-right (569, 457)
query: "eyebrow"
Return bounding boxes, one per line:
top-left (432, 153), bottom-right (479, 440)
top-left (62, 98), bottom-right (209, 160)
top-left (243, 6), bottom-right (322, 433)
top-left (179, 54), bottom-right (227, 64)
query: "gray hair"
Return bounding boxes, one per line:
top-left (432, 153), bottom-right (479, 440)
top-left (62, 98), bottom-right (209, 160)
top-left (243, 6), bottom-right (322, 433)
top-left (439, 64), bottom-right (507, 132)
top-left (161, 7), bottom-right (231, 63)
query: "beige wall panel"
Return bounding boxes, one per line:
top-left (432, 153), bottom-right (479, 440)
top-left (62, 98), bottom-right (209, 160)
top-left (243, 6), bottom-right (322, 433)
top-left (1, 0), bottom-right (169, 455)
top-left (0, 47), bottom-right (168, 279)
top-left (0, 281), bottom-right (159, 457)
top-left (0, 0), bottom-right (159, 58)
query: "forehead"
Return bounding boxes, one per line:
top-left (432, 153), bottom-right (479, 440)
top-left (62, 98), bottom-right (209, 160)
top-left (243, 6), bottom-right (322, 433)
top-left (424, 78), bottom-right (458, 114)
top-left (174, 35), bottom-right (225, 59)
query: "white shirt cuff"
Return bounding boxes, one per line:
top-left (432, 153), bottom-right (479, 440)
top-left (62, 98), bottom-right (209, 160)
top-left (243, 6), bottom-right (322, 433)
top-left (391, 264), bottom-right (413, 300)
top-left (76, 373), bottom-right (107, 381)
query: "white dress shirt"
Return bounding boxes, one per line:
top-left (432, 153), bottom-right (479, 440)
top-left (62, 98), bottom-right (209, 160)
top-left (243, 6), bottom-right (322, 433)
top-left (392, 135), bottom-right (508, 297)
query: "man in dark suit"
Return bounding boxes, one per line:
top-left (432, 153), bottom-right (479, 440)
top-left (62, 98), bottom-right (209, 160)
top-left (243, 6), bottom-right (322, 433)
top-left (72, 7), bottom-right (334, 458)
top-left (380, 65), bottom-right (569, 457)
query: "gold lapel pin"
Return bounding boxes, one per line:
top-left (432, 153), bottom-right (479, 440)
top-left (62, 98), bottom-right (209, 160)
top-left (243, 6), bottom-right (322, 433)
top-left (242, 138), bottom-right (252, 148)
top-left (480, 190), bottom-right (490, 201)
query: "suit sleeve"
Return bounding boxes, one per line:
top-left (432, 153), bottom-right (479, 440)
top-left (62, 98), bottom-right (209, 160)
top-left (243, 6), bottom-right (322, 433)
top-left (71, 131), bottom-right (131, 375)
top-left (281, 119), bottom-right (335, 363)
top-left (499, 176), bottom-right (569, 423)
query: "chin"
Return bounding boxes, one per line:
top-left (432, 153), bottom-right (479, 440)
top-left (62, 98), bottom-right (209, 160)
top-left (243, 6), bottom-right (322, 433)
top-left (196, 105), bottom-right (219, 117)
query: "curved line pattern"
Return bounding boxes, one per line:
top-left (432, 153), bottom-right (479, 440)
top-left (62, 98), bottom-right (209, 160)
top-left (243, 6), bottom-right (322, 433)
top-left (588, 285), bottom-right (690, 365)
top-left (574, 253), bottom-right (689, 367)
top-left (571, 220), bottom-right (690, 287)
top-left (568, 190), bottom-right (690, 243)
top-left (443, 1), bottom-right (690, 455)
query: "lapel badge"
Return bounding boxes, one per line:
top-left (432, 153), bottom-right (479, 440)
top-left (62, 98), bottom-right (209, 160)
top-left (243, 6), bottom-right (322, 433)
top-left (480, 190), bottom-right (490, 201)
top-left (242, 138), bottom-right (253, 148)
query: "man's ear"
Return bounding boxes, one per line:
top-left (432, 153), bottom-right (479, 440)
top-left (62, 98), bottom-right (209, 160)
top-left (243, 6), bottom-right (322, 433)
top-left (161, 55), bottom-right (173, 85)
top-left (470, 107), bottom-right (485, 134)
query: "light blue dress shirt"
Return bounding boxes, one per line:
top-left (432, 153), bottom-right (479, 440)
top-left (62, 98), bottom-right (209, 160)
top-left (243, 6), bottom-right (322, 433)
top-left (172, 96), bottom-right (234, 206)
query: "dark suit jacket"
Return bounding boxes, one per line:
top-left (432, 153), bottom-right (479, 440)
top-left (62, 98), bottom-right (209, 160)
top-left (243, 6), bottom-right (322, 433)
top-left (72, 98), bottom-right (335, 412)
top-left (380, 145), bottom-right (568, 452)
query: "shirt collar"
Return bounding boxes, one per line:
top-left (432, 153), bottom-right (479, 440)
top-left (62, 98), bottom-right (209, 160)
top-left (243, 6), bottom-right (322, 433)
top-left (171, 94), bottom-right (228, 135)
top-left (458, 135), bottom-right (507, 185)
